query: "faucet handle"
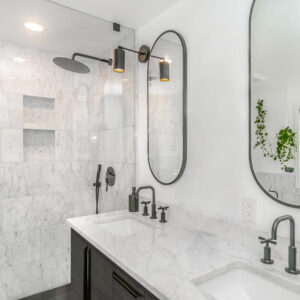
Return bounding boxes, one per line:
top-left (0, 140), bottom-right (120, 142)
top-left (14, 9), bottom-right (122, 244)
top-left (258, 236), bottom-right (277, 245)
top-left (141, 201), bottom-right (151, 216)
top-left (158, 206), bottom-right (169, 212)
top-left (258, 236), bottom-right (276, 265)
top-left (158, 206), bottom-right (169, 223)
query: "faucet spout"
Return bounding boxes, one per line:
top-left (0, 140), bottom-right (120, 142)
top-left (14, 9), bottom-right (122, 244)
top-left (271, 215), bottom-right (295, 247)
top-left (270, 215), bottom-right (299, 274)
top-left (136, 186), bottom-right (157, 219)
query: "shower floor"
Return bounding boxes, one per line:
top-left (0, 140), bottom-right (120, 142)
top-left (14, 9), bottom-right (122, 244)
top-left (19, 285), bottom-right (70, 300)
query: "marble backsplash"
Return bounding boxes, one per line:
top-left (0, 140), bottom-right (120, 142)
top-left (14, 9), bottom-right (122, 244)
top-left (0, 33), bottom-right (136, 300)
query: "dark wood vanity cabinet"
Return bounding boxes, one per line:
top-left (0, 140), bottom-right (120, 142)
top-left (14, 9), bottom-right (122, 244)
top-left (71, 230), bottom-right (159, 300)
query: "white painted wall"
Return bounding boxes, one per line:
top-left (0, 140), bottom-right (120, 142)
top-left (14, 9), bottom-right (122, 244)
top-left (136, 0), bottom-right (300, 238)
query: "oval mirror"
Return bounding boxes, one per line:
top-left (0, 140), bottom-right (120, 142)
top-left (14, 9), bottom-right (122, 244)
top-left (250, 0), bottom-right (300, 208)
top-left (147, 30), bottom-right (187, 185)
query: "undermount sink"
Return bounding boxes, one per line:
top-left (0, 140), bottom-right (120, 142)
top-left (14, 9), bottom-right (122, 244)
top-left (94, 217), bottom-right (153, 237)
top-left (195, 266), bottom-right (300, 300)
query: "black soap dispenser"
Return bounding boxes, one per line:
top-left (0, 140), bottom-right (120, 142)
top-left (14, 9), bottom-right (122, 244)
top-left (129, 187), bottom-right (138, 212)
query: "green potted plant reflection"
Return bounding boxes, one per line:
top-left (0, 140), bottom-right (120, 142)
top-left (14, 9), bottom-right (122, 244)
top-left (254, 99), bottom-right (297, 172)
top-left (275, 127), bottom-right (297, 172)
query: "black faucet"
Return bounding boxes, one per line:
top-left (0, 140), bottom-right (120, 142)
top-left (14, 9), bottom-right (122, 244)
top-left (271, 215), bottom-right (300, 274)
top-left (136, 186), bottom-right (157, 219)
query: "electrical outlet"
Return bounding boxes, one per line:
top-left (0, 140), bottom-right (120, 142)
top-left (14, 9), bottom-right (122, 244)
top-left (242, 197), bottom-right (257, 224)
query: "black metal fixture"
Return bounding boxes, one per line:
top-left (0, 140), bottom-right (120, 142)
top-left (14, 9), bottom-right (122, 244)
top-left (113, 45), bottom-right (170, 81)
top-left (271, 215), bottom-right (300, 274)
top-left (105, 167), bottom-right (116, 192)
top-left (259, 215), bottom-right (300, 274)
top-left (158, 206), bottom-right (169, 223)
top-left (53, 52), bottom-right (112, 74)
top-left (159, 60), bottom-right (170, 82)
top-left (141, 201), bottom-right (151, 216)
top-left (93, 165), bottom-right (102, 214)
top-left (136, 186), bottom-right (157, 219)
top-left (113, 23), bottom-right (120, 32)
top-left (258, 236), bottom-right (276, 264)
top-left (113, 48), bottom-right (125, 73)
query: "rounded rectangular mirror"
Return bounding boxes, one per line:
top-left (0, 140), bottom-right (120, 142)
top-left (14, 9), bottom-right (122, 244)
top-left (250, 0), bottom-right (300, 208)
top-left (147, 30), bottom-right (187, 185)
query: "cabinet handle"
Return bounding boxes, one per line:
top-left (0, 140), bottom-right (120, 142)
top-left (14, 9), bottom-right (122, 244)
top-left (84, 247), bottom-right (91, 300)
top-left (113, 271), bottom-right (143, 298)
top-left (87, 247), bottom-right (91, 300)
top-left (83, 247), bottom-right (88, 300)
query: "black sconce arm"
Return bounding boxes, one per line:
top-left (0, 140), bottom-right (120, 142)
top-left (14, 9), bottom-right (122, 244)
top-left (118, 46), bottom-right (165, 61)
top-left (72, 52), bottom-right (112, 65)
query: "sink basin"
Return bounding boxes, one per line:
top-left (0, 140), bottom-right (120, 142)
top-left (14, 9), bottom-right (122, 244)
top-left (95, 217), bottom-right (153, 237)
top-left (196, 267), bottom-right (300, 300)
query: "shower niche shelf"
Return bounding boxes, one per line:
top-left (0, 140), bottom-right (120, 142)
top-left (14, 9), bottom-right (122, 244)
top-left (23, 129), bottom-right (55, 162)
top-left (23, 95), bottom-right (55, 130)
top-left (23, 95), bottom-right (56, 162)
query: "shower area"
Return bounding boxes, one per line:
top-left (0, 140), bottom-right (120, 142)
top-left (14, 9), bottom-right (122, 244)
top-left (0, 1), bottom-right (136, 299)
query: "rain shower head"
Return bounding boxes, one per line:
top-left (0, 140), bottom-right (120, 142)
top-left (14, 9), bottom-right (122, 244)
top-left (53, 52), bottom-right (112, 74)
top-left (53, 57), bottom-right (90, 73)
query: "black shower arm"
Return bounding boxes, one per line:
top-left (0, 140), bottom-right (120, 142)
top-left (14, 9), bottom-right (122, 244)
top-left (72, 52), bottom-right (112, 65)
top-left (118, 46), bottom-right (165, 61)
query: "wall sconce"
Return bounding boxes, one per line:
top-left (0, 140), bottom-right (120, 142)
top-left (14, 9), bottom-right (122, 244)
top-left (159, 60), bottom-right (170, 82)
top-left (113, 45), bottom-right (170, 81)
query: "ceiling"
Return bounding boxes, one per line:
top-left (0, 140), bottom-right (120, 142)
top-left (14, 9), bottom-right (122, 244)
top-left (0, 0), bottom-right (134, 57)
top-left (49, 0), bottom-right (180, 29)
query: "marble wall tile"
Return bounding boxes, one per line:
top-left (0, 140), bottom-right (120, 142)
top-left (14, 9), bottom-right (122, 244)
top-left (55, 93), bottom-right (73, 130)
top-left (1, 261), bottom-right (44, 300)
top-left (2, 194), bottom-right (69, 232)
top-left (0, 129), bottom-right (23, 163)
top-left (23, 129), bottom-right (55, 162)
top-left (88, 94), bottom-right (104, 131)
top-left (102, 127), bottom-right (135, 164)
top-left (103, 95), bottom-right (125, 129)
top-left (2, 196), bottom-right (37, 232)
top-left (23, 163), bottom-right (58, 195)
top-left (0, 93), bottom-right (23, 129)
top-left (73, 131), bottom-right (91, 161)
top-left (41, 254), bottom-right (70, 292)
top-left (40, 225), bottom-right (70, 259)
top-left (0, 164), bottom-right (28, 199)
top-left (90, 132), bottom-right (102, 161)
top-left (56, 161), bottom-right (92, 193)
top-left (55, 131), bottom-right (73, 162)
top-left (68, 190), bottom-right (95, 217)
top-left (72, 101), bottom-right (90, 131)
top-left (0, 229), bottom-right (40, 267)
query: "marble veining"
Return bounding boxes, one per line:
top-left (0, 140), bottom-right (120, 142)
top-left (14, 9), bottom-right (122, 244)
top-left (68, 208), bottom-right (300, 300)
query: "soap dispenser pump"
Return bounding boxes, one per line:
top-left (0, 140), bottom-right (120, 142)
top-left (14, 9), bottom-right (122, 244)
top-left (128, 187), bottom-right (138, 212)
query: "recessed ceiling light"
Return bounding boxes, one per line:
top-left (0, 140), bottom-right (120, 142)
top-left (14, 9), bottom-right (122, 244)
top-left (13, 57), bottom-right (26, 63)
top-left (24, 22), bottom-right (44, 32)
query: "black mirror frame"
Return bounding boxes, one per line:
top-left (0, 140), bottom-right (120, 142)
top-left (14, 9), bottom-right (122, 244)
top-left (147, 30), bottom-right (187, 185)
top-left (249, 0), bottom-right (300, 208)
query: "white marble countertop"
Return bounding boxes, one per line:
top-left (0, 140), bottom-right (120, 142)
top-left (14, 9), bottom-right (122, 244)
top-left (67, 207), bottom-right (300, 300)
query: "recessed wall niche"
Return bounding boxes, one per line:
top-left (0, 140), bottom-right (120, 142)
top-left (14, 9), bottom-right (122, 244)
top-left (23, 95), bottom-right (55, 161)
top-left (23, 95), bottom-right (55, 129)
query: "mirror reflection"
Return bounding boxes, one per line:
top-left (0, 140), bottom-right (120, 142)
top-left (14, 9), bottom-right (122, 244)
top-left (251, 0), bottom-right (300, 207)
top-left (148, 30), bottom-right (187, 184)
